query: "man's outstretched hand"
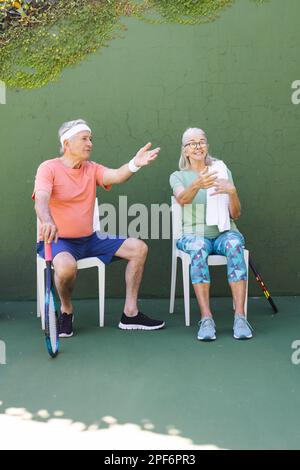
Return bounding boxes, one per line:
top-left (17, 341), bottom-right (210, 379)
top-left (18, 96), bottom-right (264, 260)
top-left (134, 143), bottom-right (160, 168)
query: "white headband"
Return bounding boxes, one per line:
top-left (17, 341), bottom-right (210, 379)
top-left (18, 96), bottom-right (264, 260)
top-left (60, 124), bottom-right (92, 146)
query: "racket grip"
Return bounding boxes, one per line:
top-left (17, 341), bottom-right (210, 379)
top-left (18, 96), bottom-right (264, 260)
top-left (45, 243), bottom-right (53, 262)
top-left (268, 296), bottom-right (279, 313)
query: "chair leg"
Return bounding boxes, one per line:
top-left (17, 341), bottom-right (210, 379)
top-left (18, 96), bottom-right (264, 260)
top-left (244, 251), bottom-right (249, 318)
top-left (232, 250), bottom-right (249, 317)
top-left (98, 264), bottom-right (105, 327)
top-left (244, 282), bottom-right (249, 318)
top-left (182, 256), bottom-right (191, 327)
top-left (37, 262), bottom-right (41, 318)
top-left (169, 254), bottom-right (177, 314)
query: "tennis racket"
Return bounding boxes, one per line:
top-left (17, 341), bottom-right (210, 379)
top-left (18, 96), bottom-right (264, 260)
top-left (249, 256), bottom-right (278, 314)
top-left (45, 243), bottom-right (59, 358)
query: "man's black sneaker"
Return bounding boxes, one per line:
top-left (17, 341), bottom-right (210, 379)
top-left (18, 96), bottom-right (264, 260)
top-left (118, 312), bottom-right (165, 331)
top-left (58, 312), bottom-right (74, 338)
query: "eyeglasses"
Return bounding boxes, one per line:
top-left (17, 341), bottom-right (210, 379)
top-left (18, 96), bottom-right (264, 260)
top-left (184, 141), bottom-right (208, 149)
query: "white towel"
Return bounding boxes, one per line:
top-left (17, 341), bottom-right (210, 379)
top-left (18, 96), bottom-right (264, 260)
top-left (206, 160), bottom-right (231, 232)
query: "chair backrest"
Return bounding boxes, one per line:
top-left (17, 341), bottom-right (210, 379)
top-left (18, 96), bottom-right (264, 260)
top-left (171, 196), bottom-right (183, 242)
top-left (37, 198), bottom-right (100, 241)
top-left (171, 196), bottom-right (184, 258)
top-left (93, 198), bottom-right (101, 232)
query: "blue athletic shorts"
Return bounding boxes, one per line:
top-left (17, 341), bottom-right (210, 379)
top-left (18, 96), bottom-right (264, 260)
top-left (37, 232), bottom-right (127, 265)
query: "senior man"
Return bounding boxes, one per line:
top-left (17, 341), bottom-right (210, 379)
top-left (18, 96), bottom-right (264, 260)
top-left (33, 119), bottom-right (165, 337)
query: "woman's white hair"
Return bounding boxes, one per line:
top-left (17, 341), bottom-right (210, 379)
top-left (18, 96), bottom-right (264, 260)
top-left (179, 127), bottom-right (216, 170)
top-left (58, 119), bottom-right (89, 155)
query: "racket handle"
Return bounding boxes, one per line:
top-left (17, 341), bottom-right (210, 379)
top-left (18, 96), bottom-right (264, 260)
top-left (45, 243), bottom-right (53, 262)
top-left (268, 296), bottom-right (279, 314)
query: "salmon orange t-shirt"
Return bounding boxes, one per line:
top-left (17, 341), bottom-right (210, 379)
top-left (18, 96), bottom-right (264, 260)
top-left (32, 158), bottom-right (112, 239)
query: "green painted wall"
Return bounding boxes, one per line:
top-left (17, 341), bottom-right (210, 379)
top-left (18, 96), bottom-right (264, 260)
top-left (0, 0), bottom-right (299, 300)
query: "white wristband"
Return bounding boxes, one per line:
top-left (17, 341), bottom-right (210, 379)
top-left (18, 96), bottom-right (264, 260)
top-left (128, 157), bottom-right (140, 173)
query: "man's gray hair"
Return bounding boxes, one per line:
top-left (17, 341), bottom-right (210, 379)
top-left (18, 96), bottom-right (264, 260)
top-left (58, 119), bottom-right (89, 155)
top-left (179, 127), bottom-right (216, 170)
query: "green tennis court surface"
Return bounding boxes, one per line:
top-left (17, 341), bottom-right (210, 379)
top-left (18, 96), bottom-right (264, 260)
top-left (0, 297), bottom-right (299, 450)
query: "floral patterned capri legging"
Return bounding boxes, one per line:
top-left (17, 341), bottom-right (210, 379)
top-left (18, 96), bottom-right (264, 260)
top-left (177, 230), bottom-right (247, 284)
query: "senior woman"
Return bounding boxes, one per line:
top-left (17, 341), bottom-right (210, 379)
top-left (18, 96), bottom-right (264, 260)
top-left (169, 128), bottom-right (253, 341)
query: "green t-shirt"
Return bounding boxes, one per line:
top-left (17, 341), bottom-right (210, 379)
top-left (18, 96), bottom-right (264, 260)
top-left (169, 167), bottom-right (240, 239)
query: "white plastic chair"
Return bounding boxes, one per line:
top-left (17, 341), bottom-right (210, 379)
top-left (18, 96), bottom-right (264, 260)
top-left (37, 198), bottom-right (105, 329)
top-left (169, 196), bottom-right (249, 326)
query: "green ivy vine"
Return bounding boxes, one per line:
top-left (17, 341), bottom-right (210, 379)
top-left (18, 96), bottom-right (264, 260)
top-left (0, 0), bottom-right (269, 90)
